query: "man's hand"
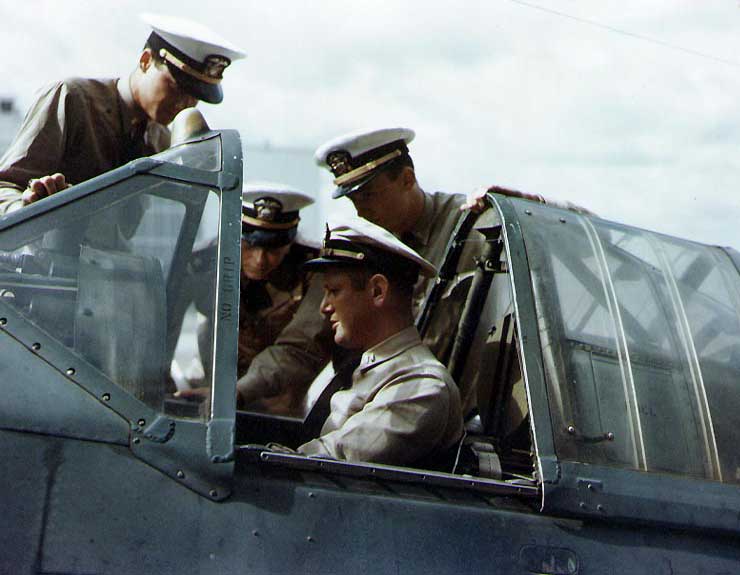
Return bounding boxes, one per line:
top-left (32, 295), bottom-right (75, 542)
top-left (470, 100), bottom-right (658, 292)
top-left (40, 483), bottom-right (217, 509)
top-left (460, 185), bottom-right (489, 214)
top-left (23, 173), bottom-right (70, 206)
top-left (265, 442), bottom-right (298, 455)
top-left (174, 387), bottom-right (211, 401)
top-left (462, 184), bottom-right (596, 216)
top-left (461, 184), bottom-right (544, 214)
top-left (176, 385), bottom-right (253, 411)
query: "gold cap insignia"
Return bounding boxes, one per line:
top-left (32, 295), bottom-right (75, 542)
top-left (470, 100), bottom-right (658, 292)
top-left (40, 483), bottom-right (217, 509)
top-left (204, 55), bottom-right (231, 79)
top-left (327, 151), bottom-right (352, 177)
top-left (254, 198), bottom-right (283, 222)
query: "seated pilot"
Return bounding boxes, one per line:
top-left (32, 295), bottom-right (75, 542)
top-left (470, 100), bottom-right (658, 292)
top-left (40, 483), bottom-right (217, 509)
top-left (293, 217), bottom-right (464, 466)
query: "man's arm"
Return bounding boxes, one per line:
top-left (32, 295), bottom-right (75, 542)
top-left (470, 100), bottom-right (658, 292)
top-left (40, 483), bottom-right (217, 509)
top-left (0, 187), bottom-right (23, 216)
top-left (298, 372), bottom-right (454, 465)
top-left (461, 185), bottom-right (595, 216)
top-left (0, 82), bottom-right (69, 215)
top-left (0, 174), bottom-right (70, 216)
top-left (236, 276), bottom-right (334, 407)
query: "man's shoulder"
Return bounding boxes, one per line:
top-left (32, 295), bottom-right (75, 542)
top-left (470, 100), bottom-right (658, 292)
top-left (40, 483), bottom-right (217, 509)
top-left (420, 190), bottom-right (466, 231)
top-left (404, 342), bottom-right (453, 378)
top-left (39, 77), bottom-right (119, 108)
top-left (374, 339), bottom-right (454, 386)
top-left (58, 77), bottom-right (117, 94)
top-left (427, 189), bottom-right (466, 211)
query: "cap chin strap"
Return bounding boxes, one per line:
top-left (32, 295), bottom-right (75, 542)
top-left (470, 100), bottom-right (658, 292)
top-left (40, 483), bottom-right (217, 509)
top-left (241, 214), bottom-right (299, 230)
top-left (319, 248), bottom-right (366, 261)
top-left (159, 48), bottom-right (222, 85)
top-left (333, 149), bottom-right (402, 186)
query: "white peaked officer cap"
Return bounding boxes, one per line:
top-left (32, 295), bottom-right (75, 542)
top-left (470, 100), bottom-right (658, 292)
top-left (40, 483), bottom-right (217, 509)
top-left (141, 13), bottom-right (246, 104)
top-left (241, 182), bottom-right (314, 248)
top-left (314, 128), bottom-right (415, 199)
top-left (305, 216), bottom-right (437, 281)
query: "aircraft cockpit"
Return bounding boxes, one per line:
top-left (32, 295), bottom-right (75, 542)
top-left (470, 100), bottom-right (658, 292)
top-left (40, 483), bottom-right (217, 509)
top-left (2, 122), bottom-right (740, 553)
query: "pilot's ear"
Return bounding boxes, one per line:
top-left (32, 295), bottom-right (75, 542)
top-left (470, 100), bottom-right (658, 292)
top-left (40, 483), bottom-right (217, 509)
top-left (139, 49), bottom-right (154, 72)
top-left (369, 273), bottom-right (389, 306)
top-left (400, 166), bottom-right (416, 190)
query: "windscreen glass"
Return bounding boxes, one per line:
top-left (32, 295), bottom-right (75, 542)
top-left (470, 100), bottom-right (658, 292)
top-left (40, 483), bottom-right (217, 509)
top-left (0, 177), bottom-right (220, 422)
top-left (153, 135), bottom-right (222, 172)
top-left (516, 200), bottom-right (740, 484)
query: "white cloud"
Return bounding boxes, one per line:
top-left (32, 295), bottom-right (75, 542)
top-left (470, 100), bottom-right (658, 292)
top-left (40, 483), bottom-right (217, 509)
top-left (2, 0), bottom-right (740, 247)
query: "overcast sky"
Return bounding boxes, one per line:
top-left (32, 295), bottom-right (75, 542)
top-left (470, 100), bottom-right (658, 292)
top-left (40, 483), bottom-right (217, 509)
top-left (3, 1), bottom-right (739, 248)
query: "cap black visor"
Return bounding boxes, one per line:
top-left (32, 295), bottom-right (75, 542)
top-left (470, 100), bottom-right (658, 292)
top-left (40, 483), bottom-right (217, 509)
top-left (167, 63), bottom-right (223, 104)
top-left (331, 170), bottom-right (381, 199)
top-left (242, 227), bottom-right (296, 248)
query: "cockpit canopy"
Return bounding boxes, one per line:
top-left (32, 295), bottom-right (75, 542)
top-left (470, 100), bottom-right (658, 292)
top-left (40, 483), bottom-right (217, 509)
top-left (516, 200), bottom-right (740, 485)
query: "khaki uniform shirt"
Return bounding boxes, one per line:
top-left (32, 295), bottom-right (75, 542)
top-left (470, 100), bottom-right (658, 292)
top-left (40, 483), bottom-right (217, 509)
top-left (237, 190), bottom-right (467, 404)
top-left (237, 280), bottom-right (306, 376)
top-left (235, 244), bottom-right (318, 377)
top-left (403, 189), bottom-right (467, 315)
top-left (190, 243), bottom-right (323, 408)
top-left (298, 326), bottom-right (463, 465)
top-left (235, 277), bottom-right (333, 404)
top-left (0, 77), bottom-right (169, 215)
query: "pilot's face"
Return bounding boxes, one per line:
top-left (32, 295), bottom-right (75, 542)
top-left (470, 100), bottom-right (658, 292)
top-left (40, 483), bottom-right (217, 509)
top-left (137, 52), bottom-right (198, 125)
top-left (241, 243), bottom-right (291, 280)
top-left (320, 269), bottom-right (373, 350)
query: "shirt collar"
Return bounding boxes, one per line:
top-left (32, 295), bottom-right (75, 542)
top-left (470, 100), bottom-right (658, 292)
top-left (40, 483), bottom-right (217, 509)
top-left (359, 325), bottom-right (422, 373)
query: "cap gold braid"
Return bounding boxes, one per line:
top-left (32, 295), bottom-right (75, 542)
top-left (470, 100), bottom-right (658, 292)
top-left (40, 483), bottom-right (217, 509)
top-left (159, 48), bottom-right (223, 85)
top-left (333, 149), bottom-right (402, 186)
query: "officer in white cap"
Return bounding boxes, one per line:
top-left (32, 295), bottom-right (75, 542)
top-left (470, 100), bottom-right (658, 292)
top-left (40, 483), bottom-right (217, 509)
top-left (183, 183), bottom-right (329, 414)
top-left (0, 13), bottom-right (244, 216)
top-left (236, 183), bottom-right (321, 397)
top-left (290, 216), bottom-right (463, 465)
top-left (141, 13), bottom-right (244, 106)
top-left (314, 128), bottom-right (435, 233)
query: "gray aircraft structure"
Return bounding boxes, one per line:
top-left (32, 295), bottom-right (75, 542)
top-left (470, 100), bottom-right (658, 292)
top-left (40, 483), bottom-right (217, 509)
top-left (1, 122), bottom-right (740, 574)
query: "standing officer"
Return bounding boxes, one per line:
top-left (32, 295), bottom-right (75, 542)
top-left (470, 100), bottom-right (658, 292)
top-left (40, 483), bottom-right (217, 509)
top-left (294, 217), bottom-right (463, 465)
top-left (316, 128), bottom-right (464, 305)
top-left (185, 183), bottom-right (330, 414)
top-left (234, 183), bottom-right (323, 388)
top-left (0, 13), bottom-right (244, 215)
